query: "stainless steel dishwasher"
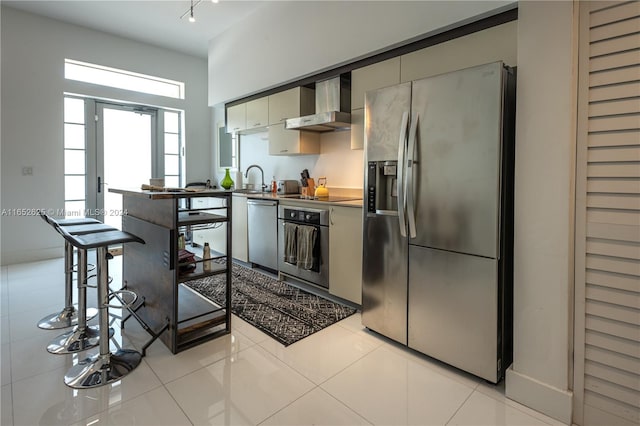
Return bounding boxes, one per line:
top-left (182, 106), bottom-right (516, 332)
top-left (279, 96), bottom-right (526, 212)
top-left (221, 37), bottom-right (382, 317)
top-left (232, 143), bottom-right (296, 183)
top-left (247, 199), bottom-right (278, 271)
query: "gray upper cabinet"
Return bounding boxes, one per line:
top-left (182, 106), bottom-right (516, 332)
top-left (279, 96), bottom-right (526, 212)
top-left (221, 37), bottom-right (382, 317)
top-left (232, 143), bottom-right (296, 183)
top-left (350, 108), bottom-right (365, 150)
top-left (226, 87), bottom-right (314, 135)
top-left (351, 57), bottom-right (401, 110)
top-left (268, 122), bottom-right (319, 156)
top-left (245, 97), bottom-right (269, 131)
top-left (400, 21), bottom-right (517, 83)
top-left (268, 87), bottom-right (315, 126)
top-left (226, 103), bottom-right (246, 134)
top-left (350, 57), bottom-right (401, 150)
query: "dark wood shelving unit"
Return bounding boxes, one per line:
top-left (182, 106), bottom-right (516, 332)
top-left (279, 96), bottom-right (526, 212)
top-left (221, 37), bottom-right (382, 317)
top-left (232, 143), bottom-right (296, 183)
top-left (113, 188), bottom-right (233, 354)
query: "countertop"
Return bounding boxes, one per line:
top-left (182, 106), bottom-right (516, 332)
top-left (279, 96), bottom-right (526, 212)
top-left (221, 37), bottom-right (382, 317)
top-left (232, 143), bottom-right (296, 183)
top-left (233, 191), bottom-right (363, 208)
top-left (109, 187), bottom-right (363, 208)
top-left (109, 187), bottom-right (232, 200)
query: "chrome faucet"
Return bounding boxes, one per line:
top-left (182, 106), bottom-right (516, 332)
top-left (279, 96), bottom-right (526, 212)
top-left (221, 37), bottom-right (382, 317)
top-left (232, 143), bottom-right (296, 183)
top-left (245, 164), bottom-right (267, 192)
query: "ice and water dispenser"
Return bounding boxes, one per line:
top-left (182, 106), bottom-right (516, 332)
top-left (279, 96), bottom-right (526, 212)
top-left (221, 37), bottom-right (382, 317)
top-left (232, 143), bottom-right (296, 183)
top-left (367, 161), bottom-right (399, 214)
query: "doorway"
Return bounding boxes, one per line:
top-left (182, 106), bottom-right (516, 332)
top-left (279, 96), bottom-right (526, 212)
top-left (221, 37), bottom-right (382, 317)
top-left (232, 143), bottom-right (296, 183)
top-left (95, 103), bottom-right (157, 229)
top-left (63, 96), bottom-right (183, 227)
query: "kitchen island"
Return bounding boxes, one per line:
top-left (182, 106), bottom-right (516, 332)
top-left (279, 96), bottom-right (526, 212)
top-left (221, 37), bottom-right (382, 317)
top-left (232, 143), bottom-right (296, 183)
top-left (110, 187), bottom-right (233, 354)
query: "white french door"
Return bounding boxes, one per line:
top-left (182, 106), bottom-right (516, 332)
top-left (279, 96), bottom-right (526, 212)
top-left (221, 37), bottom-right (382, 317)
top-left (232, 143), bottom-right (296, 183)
top-left (88, 101), bottom-right (160, 229)
top-left (63, 96), bottom-right (183, 225)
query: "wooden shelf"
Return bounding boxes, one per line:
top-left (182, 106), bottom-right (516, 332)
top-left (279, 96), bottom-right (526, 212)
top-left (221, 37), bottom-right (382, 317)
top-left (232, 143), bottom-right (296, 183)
top-left (177, 284), bottom-right (228, 349)
top-left (178, 211), bottom-right (227, 226)
top-left (177, 255), bottom-right (227, 282)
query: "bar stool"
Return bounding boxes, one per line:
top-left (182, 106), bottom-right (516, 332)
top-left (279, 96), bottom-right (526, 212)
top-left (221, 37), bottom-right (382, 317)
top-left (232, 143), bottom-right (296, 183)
top-left (61, 229), bottom-right (145, 389)
top-left (47, 222), bottom-right (118, 354)
top-left (37, 214), bottom-right (104, 330)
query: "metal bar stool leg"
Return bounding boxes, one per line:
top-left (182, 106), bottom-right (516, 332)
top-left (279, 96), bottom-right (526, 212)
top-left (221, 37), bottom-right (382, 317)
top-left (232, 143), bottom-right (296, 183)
top-left (47, 248), bottom-right (113, 354)
top-left (64, 246), bottom-right (141, 389)
top-left (37, 214), bottom-right (106, 330)
top-left (37, 241), bottom-right (78, 329)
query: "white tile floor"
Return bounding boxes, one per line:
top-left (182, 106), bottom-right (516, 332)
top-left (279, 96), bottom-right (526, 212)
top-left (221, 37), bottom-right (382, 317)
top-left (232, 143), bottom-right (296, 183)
top-left (0, 257), bottom-right (567, 426)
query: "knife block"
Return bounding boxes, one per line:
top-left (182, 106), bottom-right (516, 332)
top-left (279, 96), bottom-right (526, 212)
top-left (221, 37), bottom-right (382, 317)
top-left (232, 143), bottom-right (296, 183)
top-left (302, 178), bottom-right (315, 198)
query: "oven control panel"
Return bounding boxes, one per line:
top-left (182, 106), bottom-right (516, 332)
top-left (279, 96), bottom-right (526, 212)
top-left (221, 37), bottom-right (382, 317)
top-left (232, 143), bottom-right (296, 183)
top-left (279, 206), bottom-right (329, 226)
top-left (283, 209), bottom-right (321, 225)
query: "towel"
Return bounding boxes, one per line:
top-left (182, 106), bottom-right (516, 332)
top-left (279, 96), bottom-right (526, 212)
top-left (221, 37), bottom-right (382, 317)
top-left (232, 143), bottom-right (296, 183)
top-left (296, 224), bottom-right (317, 270)
top-left (284, 223), bottom-right (298, 264)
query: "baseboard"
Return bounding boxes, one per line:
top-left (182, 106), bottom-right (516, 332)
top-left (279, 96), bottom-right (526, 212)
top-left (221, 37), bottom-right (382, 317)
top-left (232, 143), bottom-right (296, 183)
top-left (506, 365), bottom-right (573, 425)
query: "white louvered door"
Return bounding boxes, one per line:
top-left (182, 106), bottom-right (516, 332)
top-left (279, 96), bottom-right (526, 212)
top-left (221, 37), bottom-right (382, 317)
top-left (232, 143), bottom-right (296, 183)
top-left (574, 2), bottom-right (640, 426)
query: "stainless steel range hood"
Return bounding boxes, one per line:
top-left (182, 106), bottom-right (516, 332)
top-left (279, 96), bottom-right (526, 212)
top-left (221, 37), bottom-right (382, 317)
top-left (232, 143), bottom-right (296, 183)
top-left (285, 76), bottom-right (351, 132)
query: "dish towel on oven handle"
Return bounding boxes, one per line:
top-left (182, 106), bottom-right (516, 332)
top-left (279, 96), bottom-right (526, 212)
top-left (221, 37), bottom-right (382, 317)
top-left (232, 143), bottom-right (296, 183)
top-left (296, 224), bottom-right (317, 270)
top-left (283, 222), bottom-right (298, 265)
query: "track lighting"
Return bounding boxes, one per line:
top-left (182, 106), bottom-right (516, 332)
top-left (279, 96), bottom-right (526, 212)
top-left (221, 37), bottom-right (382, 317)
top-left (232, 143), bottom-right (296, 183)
top-left (181, 0), bottom-right (218, 23)
top-left (189, 1), bottom-right (196, 23)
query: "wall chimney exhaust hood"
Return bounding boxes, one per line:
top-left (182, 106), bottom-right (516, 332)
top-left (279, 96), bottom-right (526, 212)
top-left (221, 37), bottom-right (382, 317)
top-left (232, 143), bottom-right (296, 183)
top-left (285, 75), bottom-right (351, 132)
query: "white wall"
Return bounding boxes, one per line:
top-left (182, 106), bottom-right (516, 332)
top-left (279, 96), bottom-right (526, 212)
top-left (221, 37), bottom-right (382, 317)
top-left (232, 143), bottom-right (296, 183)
top-left (506, 1), bottom-right (576, 424)
top-left (208, 0), bottom-right (514, 105)
top-left (236, 131), bottom-right (363, 192)
top-left (1, 7), bottom-right (211, 265)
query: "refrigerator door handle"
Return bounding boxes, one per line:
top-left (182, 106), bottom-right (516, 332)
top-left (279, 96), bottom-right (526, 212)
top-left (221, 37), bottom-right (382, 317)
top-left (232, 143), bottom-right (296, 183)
top-left (406, 113), bottom-right (418, 238)
top-left (397, 111), bottom-right (409, 238)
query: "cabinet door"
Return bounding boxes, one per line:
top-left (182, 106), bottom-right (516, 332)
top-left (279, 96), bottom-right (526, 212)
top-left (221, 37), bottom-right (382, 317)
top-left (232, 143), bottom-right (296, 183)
top-left (329, 206), bottom-right (363, 304)
top-left (268, 87), bottom-right (314, 126)
top-left (400, 21), bottom-right (517, 83)
top-left (245, 97), bottom-right (269, 130)
top-left (231, 195), bottom-right (248, 262)
top-left (350, 108), bottom-right (364, 150)
top-left (226, 103), bottom-right (246, 133)
top-left (351, 57), bottom-right (401, 109)
top-left (268, 123), bottom-right (319, 155)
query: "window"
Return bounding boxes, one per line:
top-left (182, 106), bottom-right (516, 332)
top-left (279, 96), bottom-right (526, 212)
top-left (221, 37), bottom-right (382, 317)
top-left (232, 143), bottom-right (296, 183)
top-left (63, 97), bottom-right (87, 218)
top-left (164, 110), bottom-right (183, 188)
top-left (63, 96), bottom-right (185, 219)
top-left (65, 59), bottom-right (185, 99)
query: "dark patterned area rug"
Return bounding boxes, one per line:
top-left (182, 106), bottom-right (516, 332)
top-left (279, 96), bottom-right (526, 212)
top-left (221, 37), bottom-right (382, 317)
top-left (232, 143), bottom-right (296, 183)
top-left (185, 261), bottom-right (356, 346)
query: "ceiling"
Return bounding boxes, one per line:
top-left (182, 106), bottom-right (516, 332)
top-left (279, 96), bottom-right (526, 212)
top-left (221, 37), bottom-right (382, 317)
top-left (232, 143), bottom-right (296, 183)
top-left (3, 0), bottom-right (266, 58)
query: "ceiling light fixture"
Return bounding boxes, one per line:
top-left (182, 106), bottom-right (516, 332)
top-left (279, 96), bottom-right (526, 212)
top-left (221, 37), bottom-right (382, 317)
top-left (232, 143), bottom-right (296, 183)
top-left (189, 1), bottom-right (196, 23)
top-left (180, 0), bottom-right (207, 23)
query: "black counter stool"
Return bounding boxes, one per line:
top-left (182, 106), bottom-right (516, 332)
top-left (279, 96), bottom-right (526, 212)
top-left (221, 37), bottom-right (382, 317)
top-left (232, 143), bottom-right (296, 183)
top-left (61, 229), bottom-right (145, 389)
top-left (46, 222), bottom-right (118, 354)
top-left (37, 214), bottom-right (104, 330)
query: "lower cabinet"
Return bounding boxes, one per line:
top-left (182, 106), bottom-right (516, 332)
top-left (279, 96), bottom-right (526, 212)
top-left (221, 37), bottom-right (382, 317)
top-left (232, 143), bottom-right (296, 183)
top-left (329, 205), bottom-right (363, 304)
top-left (192, 194), bottom-right (248, 262)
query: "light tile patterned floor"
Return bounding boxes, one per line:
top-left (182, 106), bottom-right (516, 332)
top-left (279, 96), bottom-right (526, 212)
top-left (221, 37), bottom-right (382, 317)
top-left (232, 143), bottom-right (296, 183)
top-left (0, 257), bottom-right (567, 426)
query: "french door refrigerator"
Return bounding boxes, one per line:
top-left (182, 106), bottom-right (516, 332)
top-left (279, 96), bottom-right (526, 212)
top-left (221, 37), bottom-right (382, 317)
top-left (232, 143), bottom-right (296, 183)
top-left (362, 61), bottom-right (515, 383)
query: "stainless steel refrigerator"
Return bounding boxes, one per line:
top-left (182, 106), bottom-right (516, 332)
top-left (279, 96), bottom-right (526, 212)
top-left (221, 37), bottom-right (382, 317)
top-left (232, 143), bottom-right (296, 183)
top-left (362, 61), bottom-right (515, 383)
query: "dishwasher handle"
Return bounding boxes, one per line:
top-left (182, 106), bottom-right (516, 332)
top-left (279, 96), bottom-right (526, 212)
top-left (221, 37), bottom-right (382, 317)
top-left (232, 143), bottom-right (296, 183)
top-left (247, 199), bottom-right (277, 207)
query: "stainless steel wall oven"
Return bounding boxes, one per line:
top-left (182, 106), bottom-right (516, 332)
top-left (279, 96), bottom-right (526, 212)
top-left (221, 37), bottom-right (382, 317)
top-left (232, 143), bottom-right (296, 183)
top-left (277, 205), bottom-right (329, 288)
